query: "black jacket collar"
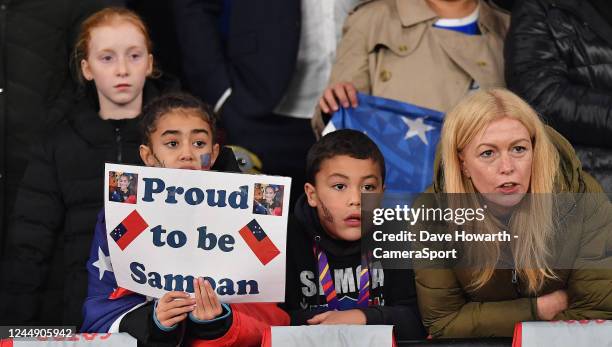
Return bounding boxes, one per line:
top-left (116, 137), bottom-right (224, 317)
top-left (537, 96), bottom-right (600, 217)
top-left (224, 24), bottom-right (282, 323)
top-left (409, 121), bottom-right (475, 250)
top-left (69, 98), bottom-right (141, 148)
top-left (69, 77), bottom-right (176, 147)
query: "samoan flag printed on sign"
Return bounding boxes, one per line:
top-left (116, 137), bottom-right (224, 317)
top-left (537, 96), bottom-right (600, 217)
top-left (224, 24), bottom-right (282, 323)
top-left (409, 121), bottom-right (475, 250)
top-left (239, 219), bottom-right (280, 266)
top-left (110, 210), bottom-right (148, 250)
top-left (323, 93), bottom-right (444, 194)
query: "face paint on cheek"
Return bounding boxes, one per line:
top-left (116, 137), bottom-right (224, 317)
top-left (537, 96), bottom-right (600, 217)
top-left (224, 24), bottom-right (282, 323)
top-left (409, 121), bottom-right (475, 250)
top-left (319, 201), bottom-right (334, 223)
top-left (200, 153), bottom-right (212, 170)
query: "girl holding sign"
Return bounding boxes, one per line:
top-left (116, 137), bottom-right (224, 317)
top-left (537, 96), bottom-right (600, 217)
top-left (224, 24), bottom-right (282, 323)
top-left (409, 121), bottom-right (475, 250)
top-left (0, 7), bottom-right (177, 326)
top-left (82, 93), bottom-right (286, 346)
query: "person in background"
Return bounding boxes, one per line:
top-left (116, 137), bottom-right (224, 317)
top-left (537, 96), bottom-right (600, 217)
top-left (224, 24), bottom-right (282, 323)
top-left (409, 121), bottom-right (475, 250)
top-left (173, 0), bottom-right (362, 209)
top-left (0, 0), bottom-right (108, 259)
top-left (314, 0), bottom-right (509, 135)
top-left (505, 0), bottom-right (612, 196)
top-left (0, 7), bottom-right (176, 326)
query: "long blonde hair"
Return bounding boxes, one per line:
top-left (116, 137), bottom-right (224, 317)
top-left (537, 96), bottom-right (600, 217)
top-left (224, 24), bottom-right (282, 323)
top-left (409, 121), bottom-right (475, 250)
top-left (440, 89), bottom-right (559, 293)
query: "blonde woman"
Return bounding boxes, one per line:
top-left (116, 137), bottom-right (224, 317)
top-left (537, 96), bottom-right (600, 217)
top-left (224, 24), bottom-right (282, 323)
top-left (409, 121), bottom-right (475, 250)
top-left (415, 89), bottom-right (612, 337)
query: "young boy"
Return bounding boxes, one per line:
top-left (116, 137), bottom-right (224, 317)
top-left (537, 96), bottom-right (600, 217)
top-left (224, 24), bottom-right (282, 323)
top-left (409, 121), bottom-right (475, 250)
top-left (81, 93), bottom-right (289, 346)
top-left (282, 129), bottom-right (426, 339)
top-left (192, 130), bottom-right (426, 344)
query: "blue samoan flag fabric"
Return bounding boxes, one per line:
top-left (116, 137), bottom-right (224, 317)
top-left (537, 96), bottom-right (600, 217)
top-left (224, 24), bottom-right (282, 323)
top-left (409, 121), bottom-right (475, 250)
top-left (323, 93), bottom-right (444, 194)
top-left (81, 211), bottom-right (146, 332)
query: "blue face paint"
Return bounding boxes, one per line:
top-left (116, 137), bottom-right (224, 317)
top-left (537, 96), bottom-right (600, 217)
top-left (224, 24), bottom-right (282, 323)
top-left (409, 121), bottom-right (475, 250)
top-left (201, 153), bottom-right (212, 170)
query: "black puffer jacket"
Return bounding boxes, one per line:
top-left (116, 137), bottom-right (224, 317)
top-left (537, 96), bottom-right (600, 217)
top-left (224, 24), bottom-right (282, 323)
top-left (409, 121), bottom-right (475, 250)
top-left (505, 0), bottom-right (612, 194)
top-left (0, 0), bottom-right (107, 254)
top-left (0, 78), bottom-right (176, 327)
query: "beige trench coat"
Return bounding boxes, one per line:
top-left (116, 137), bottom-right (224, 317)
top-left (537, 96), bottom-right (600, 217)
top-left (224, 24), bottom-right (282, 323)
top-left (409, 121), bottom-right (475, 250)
top-left (312, 0), bottom-right (509, 134)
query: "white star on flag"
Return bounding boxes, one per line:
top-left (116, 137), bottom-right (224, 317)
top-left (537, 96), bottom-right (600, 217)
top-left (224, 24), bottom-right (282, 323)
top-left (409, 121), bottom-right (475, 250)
top-left (401, 117), bottom-right (435, 145)
top-left (92, 247), bottom-right (113, 280)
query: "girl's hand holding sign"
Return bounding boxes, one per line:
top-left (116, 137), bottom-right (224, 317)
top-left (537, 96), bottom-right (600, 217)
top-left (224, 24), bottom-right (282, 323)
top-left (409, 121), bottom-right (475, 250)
top-left (156, 291), bottom-right (196, 328)
top-left (154, 278), bottom-right (224, 329)
top-left (193, 277), bottom-right (223, 321)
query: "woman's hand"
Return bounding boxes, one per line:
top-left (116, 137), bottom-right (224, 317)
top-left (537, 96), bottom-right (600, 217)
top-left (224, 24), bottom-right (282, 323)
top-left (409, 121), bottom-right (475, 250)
top-left (192, 277), bottom-right (223, 321)
top-left (155, 291), bottom-right (196, 328)
top-left (319, 82), bottom-right (359, 114)
top-left (307, 309), bottom-right (366, 325)
top-left (537, 289), bottom-right (568, 320)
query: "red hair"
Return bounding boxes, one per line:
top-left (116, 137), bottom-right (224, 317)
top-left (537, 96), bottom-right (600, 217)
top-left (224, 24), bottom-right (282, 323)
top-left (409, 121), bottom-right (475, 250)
top-left (73, 7), bottom-right (153, 84)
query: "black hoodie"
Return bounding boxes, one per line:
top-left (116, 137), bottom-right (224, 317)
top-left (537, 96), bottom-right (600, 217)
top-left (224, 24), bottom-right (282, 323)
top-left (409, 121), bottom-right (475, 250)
top-left (282, 194), bottom-right (427, 340)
